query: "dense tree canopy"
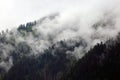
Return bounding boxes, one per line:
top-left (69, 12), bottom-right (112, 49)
top-left (1, 20), bottom-right (120, 80)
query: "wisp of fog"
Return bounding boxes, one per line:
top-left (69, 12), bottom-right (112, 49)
top-left (0, 0), bottom-right (120, 71)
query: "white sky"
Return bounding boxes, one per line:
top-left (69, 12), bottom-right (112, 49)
top-left (0, 0), bottom-right (85, 31)
top-left (0, 0), bottom-right (119, 31)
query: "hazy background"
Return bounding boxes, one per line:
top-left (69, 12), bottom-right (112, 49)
top-left (0, 0), bottom-right (120, 31)
top-left (0, 0), bottom-right (85, 31)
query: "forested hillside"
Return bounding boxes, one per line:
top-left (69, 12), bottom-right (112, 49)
top-left (61, 34), bottom-right (120, 80)
top-left (0, 13), bottom-right (120, 80)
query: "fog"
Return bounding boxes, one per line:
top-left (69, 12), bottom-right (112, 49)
top-left (0, 0), bottom-right (120, 71)
top-left (0, 0), bottom-right (84, 31)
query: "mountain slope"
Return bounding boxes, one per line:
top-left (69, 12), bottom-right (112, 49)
top-left (3, 41), bottom-right (79, 80)
top-left (0, 12), bottom-right (120, 80)
top-left (61, 35), bottom-right (120, 80)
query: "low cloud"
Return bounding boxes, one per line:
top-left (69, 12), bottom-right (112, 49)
top-left (0, 0), bottom-right (120, 71)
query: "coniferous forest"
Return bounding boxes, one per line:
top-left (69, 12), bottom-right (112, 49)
top-left (1, 0), bottom-right (120, 80)
top-left (0, 14), bottom-right (120, 80)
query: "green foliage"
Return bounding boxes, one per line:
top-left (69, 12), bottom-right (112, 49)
top-left (17, 21), bottom-right (36, 34)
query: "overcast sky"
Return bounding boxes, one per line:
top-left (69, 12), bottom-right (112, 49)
top-left (0, 0), bottom-right (86, 31)
top-left (0, 0), bottom-right (119, 31)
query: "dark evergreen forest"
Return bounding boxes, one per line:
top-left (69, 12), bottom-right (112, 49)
top-left (0, 19), bottom-right (120, 80)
